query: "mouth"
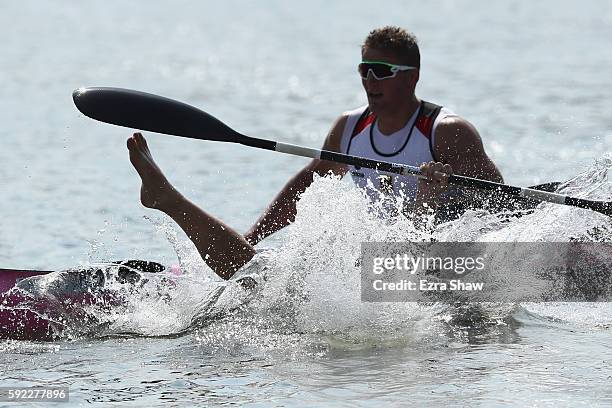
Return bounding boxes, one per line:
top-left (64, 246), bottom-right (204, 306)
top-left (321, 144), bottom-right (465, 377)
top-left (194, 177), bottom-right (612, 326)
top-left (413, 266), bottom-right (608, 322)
top-left (367, 92), bottom-right (383, 100)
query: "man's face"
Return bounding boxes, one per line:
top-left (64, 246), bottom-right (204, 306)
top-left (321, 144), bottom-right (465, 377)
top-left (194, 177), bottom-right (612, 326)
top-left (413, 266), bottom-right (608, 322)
top-left (360, 47), bottom-right (418, 115)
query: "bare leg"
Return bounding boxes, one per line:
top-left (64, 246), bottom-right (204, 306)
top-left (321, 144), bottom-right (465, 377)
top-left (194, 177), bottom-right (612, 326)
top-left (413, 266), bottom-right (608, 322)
top-left (127, 132), bottom-right (256, 279)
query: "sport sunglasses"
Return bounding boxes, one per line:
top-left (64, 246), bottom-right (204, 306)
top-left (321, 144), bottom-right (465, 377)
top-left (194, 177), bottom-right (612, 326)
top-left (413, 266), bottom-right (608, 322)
top-left (358, 60), bottom-right (417, 80)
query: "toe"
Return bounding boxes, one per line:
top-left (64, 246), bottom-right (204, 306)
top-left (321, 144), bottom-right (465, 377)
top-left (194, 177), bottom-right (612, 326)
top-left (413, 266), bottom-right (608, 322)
top-left (127, 135), bottom-right (136, 151)
top-left (136, 132), bottom-right (146, 145)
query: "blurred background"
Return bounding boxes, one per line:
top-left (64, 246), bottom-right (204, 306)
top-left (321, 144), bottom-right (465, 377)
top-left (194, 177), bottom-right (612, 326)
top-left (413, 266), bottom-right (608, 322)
top-left (2, 0), bottom-right (611, 269)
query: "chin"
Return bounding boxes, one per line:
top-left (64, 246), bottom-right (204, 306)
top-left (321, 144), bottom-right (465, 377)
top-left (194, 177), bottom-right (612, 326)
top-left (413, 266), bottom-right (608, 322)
top-left (367, 100), bottom-right (386, 115)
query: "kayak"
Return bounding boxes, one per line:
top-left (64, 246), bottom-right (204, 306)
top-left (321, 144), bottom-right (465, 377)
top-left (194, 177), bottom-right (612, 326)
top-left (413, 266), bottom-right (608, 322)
top-left (0, 268), bottom-right (52, 293)
top-left (0, 260), bottom-right (167, 341)
top-left (1, 259), bottom-right (257, 341)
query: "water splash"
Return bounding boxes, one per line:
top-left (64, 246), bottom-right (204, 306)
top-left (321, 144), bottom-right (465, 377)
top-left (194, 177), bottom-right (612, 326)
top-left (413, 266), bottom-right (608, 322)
top-left (3, 156), bottom-right (612, 348)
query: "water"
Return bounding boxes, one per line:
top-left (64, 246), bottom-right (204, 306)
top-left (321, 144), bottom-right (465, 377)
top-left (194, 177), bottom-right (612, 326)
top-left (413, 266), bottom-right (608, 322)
top-left (2, 0), bottom-right (612, 406)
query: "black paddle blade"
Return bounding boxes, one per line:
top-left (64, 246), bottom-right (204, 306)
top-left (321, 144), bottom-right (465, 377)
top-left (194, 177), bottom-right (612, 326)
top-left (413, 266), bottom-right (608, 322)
top-left (73, 87), bottom-right (240, 142)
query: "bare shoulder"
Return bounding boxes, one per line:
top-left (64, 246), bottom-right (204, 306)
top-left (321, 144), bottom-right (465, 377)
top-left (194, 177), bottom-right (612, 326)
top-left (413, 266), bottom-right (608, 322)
top-left (434, 116), bottom-right (484, 159)
top-left (306, 113), bottom-right (350, 176)
top-left (321, 113), bottom-right (349, 152)
top-left (434, 115), bottom-right (503, 181)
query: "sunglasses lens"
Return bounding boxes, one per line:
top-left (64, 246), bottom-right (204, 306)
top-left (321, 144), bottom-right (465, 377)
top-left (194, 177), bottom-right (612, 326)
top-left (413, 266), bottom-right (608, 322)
top-left (358, 63), bottom-right (394, 79)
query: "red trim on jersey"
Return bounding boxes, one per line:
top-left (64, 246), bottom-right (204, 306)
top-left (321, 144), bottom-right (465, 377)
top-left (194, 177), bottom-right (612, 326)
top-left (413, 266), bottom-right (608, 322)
top-left (352, 112), bottom-right (376, 138)
top-left (415, 115), bottom-right (435, 139)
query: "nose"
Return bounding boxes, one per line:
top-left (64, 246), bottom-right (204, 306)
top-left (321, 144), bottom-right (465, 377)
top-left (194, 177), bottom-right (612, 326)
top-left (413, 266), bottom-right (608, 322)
top-left (363, 69), bottom-right (376, 81)
top-left (362, 70), bottom-right (378, 89)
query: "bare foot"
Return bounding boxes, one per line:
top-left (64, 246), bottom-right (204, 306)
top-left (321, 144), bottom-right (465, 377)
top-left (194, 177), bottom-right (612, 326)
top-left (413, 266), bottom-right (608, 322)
top-left (127, 132), bottom-right (179, 211)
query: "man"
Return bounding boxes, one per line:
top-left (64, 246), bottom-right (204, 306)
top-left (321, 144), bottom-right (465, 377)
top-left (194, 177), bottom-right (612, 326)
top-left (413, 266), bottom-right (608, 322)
top-left (244, 26), bottom-right (502, 242)
top-left (127, 26), bottom-right (502, 280)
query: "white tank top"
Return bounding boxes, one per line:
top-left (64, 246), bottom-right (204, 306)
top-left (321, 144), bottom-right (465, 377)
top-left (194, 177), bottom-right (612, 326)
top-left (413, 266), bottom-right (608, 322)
top-left (339, 101), bottom-right (457, 204)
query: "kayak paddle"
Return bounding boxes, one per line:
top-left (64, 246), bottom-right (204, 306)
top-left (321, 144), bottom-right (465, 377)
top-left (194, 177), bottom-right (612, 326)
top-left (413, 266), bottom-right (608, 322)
top-left (72, 87), bottom-right (612, 217)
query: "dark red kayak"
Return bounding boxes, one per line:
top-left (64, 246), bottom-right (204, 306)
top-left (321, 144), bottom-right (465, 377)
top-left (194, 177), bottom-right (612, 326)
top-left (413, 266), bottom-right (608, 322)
top-left (0, 268), bottom-right (52, 293)
top-left (0, 261), bottom-right (166, 341)
top-left (0, 268), bottom-right (54, 340)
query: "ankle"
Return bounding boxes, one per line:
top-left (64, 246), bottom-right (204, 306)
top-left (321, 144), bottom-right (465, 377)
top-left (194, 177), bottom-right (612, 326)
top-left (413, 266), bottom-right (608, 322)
top-left (156, 186), bottom-right (185, 214)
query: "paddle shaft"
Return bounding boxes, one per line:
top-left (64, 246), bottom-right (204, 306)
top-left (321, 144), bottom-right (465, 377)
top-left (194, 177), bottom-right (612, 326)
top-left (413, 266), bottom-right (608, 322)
top-left (233, 135), bottom-right (610, 215)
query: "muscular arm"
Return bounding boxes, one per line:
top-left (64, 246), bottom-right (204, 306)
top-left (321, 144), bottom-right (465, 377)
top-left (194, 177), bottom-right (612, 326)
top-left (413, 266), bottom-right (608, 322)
top-left (415, 117), bottom-right (503, 215)
top-left (244, 115), bottom-right (349, 245)
top-left (435, 117), bottom-right (502, 182)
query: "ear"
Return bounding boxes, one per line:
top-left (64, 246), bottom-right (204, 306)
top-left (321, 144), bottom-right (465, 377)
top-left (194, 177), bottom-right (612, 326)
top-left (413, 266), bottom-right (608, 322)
top-left (413, 70), bottom-right (420, 85)
top-left (406, 70), bottom-right (419, 92)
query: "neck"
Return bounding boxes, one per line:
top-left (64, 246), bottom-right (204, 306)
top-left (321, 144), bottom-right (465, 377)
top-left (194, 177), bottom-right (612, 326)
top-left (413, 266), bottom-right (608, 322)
top-left (376, 96), bottom-right (421, 135)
